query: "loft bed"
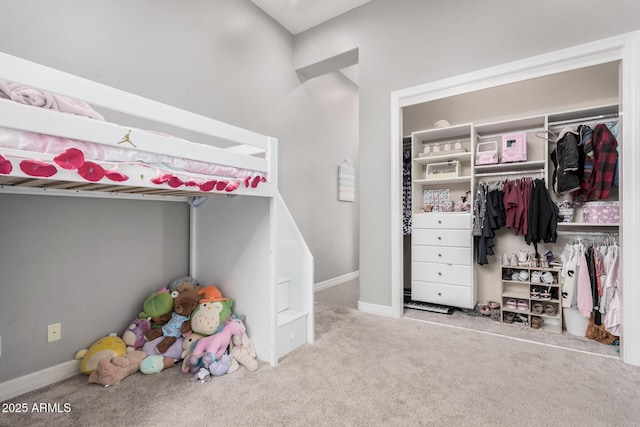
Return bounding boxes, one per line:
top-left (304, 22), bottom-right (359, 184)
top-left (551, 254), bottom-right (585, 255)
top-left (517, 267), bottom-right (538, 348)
top-left (0, 52), bottom-right (276, 200)
top-left (0, 51), bottom-right (314, 395)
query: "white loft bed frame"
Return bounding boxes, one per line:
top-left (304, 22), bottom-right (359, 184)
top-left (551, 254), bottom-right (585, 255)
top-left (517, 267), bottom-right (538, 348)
top-left (0, 51), bottom-right (314, 382)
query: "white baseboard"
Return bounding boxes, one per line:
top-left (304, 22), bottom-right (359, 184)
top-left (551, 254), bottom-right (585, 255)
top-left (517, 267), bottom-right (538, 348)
top-left (314, 271), bottom-right (359, 292)
top-left (0, 359), bottom-right (80, 402)
top-left (358, 300), bottom-right (396, 317)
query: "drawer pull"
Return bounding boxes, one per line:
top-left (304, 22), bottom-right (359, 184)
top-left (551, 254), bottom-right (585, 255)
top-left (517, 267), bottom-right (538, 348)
top-left (438, 253), bottom-right (442, 257)
top-left (437, 236), bottom-right (442, 240)
top-left (438, 292), bottom-right (442, 296)
top-left (438, 272), bottom-right (442, 276)
top-left (438, 220), bottom-right (442, 224)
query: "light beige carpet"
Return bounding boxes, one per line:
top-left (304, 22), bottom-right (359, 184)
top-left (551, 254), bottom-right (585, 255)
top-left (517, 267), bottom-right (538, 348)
top-left (2, 302), bottom-right (639, 426)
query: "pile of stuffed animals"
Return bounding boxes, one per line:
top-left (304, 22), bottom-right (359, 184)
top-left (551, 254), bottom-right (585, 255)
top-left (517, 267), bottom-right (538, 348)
top-left (74, 276), bottom-right (259, 387)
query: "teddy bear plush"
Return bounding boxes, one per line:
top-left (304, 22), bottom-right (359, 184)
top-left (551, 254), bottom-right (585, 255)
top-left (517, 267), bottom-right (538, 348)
top-left (144, 283), bottom-right (200, 354)
top-left (88, 350), bottom-right (147, 386)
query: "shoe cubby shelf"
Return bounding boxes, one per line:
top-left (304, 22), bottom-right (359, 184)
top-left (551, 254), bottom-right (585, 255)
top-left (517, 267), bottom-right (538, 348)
top-left (499, 265), bottom-right (563, 334)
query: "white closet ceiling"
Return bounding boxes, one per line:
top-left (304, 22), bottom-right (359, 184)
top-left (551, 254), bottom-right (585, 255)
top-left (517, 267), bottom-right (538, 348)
top-left (251, 0), bottom-right (371, 34)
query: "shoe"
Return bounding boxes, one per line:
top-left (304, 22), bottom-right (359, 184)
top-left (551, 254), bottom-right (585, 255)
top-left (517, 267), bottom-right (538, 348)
top-left (531, 271), bottom-right (542, 284)
top-left (506, 299), bottom-right (517, 310)
top-left (517, 270), bottom-right (529, 281)
top-left (532, 302), bottom-right (543, 314)
top-left (514, 314), bottom-right (529, 326)
top-left (478, 303), bottom-right (491, 316)
top-left (544, 304), bottom-right (557, 316)
top-left (545, 250), bottom-right (554, 264)
top-left (488, 301), bottom-right (500, 310)
top-left (511, 272), bottom-right (519, 281)
top-left (517, 299), bottom-right (528, 311)
top-left (530, 287), bottom-right (540, 298)
top-left (541, 271), bottom-right (554, 284)
top-left (531, 316), bottom-right (544, 329)
top-left (502, 268), bottom-right (514, 280)
top-left (517, 250), bottom-right (530, 266)
top-left (510, 253), bottom-right (518, 267)
top-left (540, 287), bottom-right (552, 301)
top-left (501, 253), bottom-right (509, 266)
top-left (503, 312), bottom-right (515, 324)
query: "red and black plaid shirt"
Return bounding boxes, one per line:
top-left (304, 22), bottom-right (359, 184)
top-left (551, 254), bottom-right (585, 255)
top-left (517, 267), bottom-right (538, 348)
top-left (573, 123), bottom-right (618, 201)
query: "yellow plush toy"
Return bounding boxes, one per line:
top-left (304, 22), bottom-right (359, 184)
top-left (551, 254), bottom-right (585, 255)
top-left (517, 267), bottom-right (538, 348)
top-left (75, 333), bottom-right (127, 375)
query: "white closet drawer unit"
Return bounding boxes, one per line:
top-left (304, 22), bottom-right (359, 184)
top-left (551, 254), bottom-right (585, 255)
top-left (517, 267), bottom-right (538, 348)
top-left (413, 213), bottom-right (471, 229)
top-left (413, 262), bottom-right (472, 287)
top-left (412, 281), bottom-right (473, 308)
top-left (412, 245), bottom-right (471, 265)
top-left (412, 228), bottom-right (471, 248)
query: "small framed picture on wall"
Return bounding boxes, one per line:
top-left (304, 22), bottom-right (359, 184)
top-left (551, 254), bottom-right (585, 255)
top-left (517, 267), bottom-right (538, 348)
top-left (338, 162), bottom-right (355, 202)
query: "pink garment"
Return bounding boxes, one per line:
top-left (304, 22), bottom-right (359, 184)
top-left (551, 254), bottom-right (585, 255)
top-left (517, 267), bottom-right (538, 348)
top-left (577, 246), bottom-right (593, 317)
top-left (0, 79), bottom-right (104, 120)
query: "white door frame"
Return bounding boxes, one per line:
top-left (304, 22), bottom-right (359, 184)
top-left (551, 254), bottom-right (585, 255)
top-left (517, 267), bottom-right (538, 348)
top-left (390, 31), bottom-right (640, 366)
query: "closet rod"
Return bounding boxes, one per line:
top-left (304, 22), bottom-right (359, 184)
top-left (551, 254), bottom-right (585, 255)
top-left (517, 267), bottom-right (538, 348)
top-left (475, 168), bottom-right (545, 178)
top-left (557, 231), bottom-right (619, 236)
top-left (548, 113), bottom-right (619, 128)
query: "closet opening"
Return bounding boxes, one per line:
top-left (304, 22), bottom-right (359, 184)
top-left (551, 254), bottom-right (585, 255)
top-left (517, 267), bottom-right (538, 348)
top-left (390, 31), bottom-right (640, 366)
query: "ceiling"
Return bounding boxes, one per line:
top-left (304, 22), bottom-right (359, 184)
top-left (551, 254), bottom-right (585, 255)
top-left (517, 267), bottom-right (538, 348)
top-left (250, 0), bottom-right (371, 35)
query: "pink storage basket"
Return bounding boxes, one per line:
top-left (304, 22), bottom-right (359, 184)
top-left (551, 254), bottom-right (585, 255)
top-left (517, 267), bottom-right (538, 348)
top-left (582, 201), bottom-right (620, 224)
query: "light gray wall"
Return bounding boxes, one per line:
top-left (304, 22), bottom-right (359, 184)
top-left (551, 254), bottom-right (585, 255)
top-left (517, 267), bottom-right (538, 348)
top-left (294, 0), bottom-right (640, 306)
top-left (0, 0), bottom-right (358, 382)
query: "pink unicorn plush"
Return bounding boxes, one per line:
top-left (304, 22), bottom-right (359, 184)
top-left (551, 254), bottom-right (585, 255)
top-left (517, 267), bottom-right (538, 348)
top-left (190, 315), bottom-right (246, 362)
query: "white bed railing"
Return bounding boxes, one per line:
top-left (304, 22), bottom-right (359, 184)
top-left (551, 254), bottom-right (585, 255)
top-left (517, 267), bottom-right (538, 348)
top-left (0, 51), bottom-right (277, 198)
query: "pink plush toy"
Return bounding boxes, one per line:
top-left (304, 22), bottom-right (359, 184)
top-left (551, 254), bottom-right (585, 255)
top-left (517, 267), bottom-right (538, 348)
top-left (122, 318), bottom-right (151, 353)
top-left (190, 315), bottom-right (246, 362)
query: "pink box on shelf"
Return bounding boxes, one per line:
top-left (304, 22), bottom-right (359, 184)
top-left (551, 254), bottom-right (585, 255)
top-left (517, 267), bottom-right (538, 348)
top-left (501, 132), bottom-right (527, 163)
top-left (582, 201), bottom-right (620, 224)
top-left (475, 141), bottom-right (499, 165)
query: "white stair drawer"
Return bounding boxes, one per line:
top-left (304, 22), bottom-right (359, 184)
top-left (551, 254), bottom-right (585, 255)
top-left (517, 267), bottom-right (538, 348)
top-left (411, 281), bottom-right (474, 309)
top-left (277, 312), bottom-right (307, 359)
top-left (412, 261), bottom-right (471, 286)
top-left (412, 245), bottom-right (471, 265)
top-left (413, 213), bottom-right (471, 230)
top-left (412, 228), bottom-right (471, 248)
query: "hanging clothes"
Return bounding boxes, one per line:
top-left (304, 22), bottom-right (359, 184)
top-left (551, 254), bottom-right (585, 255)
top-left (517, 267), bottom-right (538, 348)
top-left (561, 243), bottom-right (580, 308)
top-left (550, 128), bottom-right (581, 195)
top-left (402, 147), bottom-right (412, 236)
top-left (525, 179), bottom-right (558, 257)
top-left (577, 244), bottom-right (593, 317)
top-left (604, 244), bottom-right (621, 336)
top-left (573, 123), bottom-right (618, 202)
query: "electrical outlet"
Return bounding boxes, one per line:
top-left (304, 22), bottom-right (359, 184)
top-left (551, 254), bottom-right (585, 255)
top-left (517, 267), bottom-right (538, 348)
top-left (47, 323), bottom-right (61, 342)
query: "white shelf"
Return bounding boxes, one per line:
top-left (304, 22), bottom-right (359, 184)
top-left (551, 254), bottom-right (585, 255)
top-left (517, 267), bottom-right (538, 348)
top-left (474, 160), bottom-right (546, 174)
top-left (414, 176), bottom-right (471, 186)
top-left (557, 222), bottom-right (619, 228)
top-left (414, 151), bottom-right (471, 165)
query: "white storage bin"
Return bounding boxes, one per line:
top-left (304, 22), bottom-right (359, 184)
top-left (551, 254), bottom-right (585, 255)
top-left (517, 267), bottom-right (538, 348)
top-left (563, 308), bottom-right (589, 336)
top-left (425, 160), bottom-right (459, 180)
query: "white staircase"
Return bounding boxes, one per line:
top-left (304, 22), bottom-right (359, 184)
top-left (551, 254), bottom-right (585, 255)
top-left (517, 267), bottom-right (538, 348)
top-left (275, 193), bottom-right (314, 360)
